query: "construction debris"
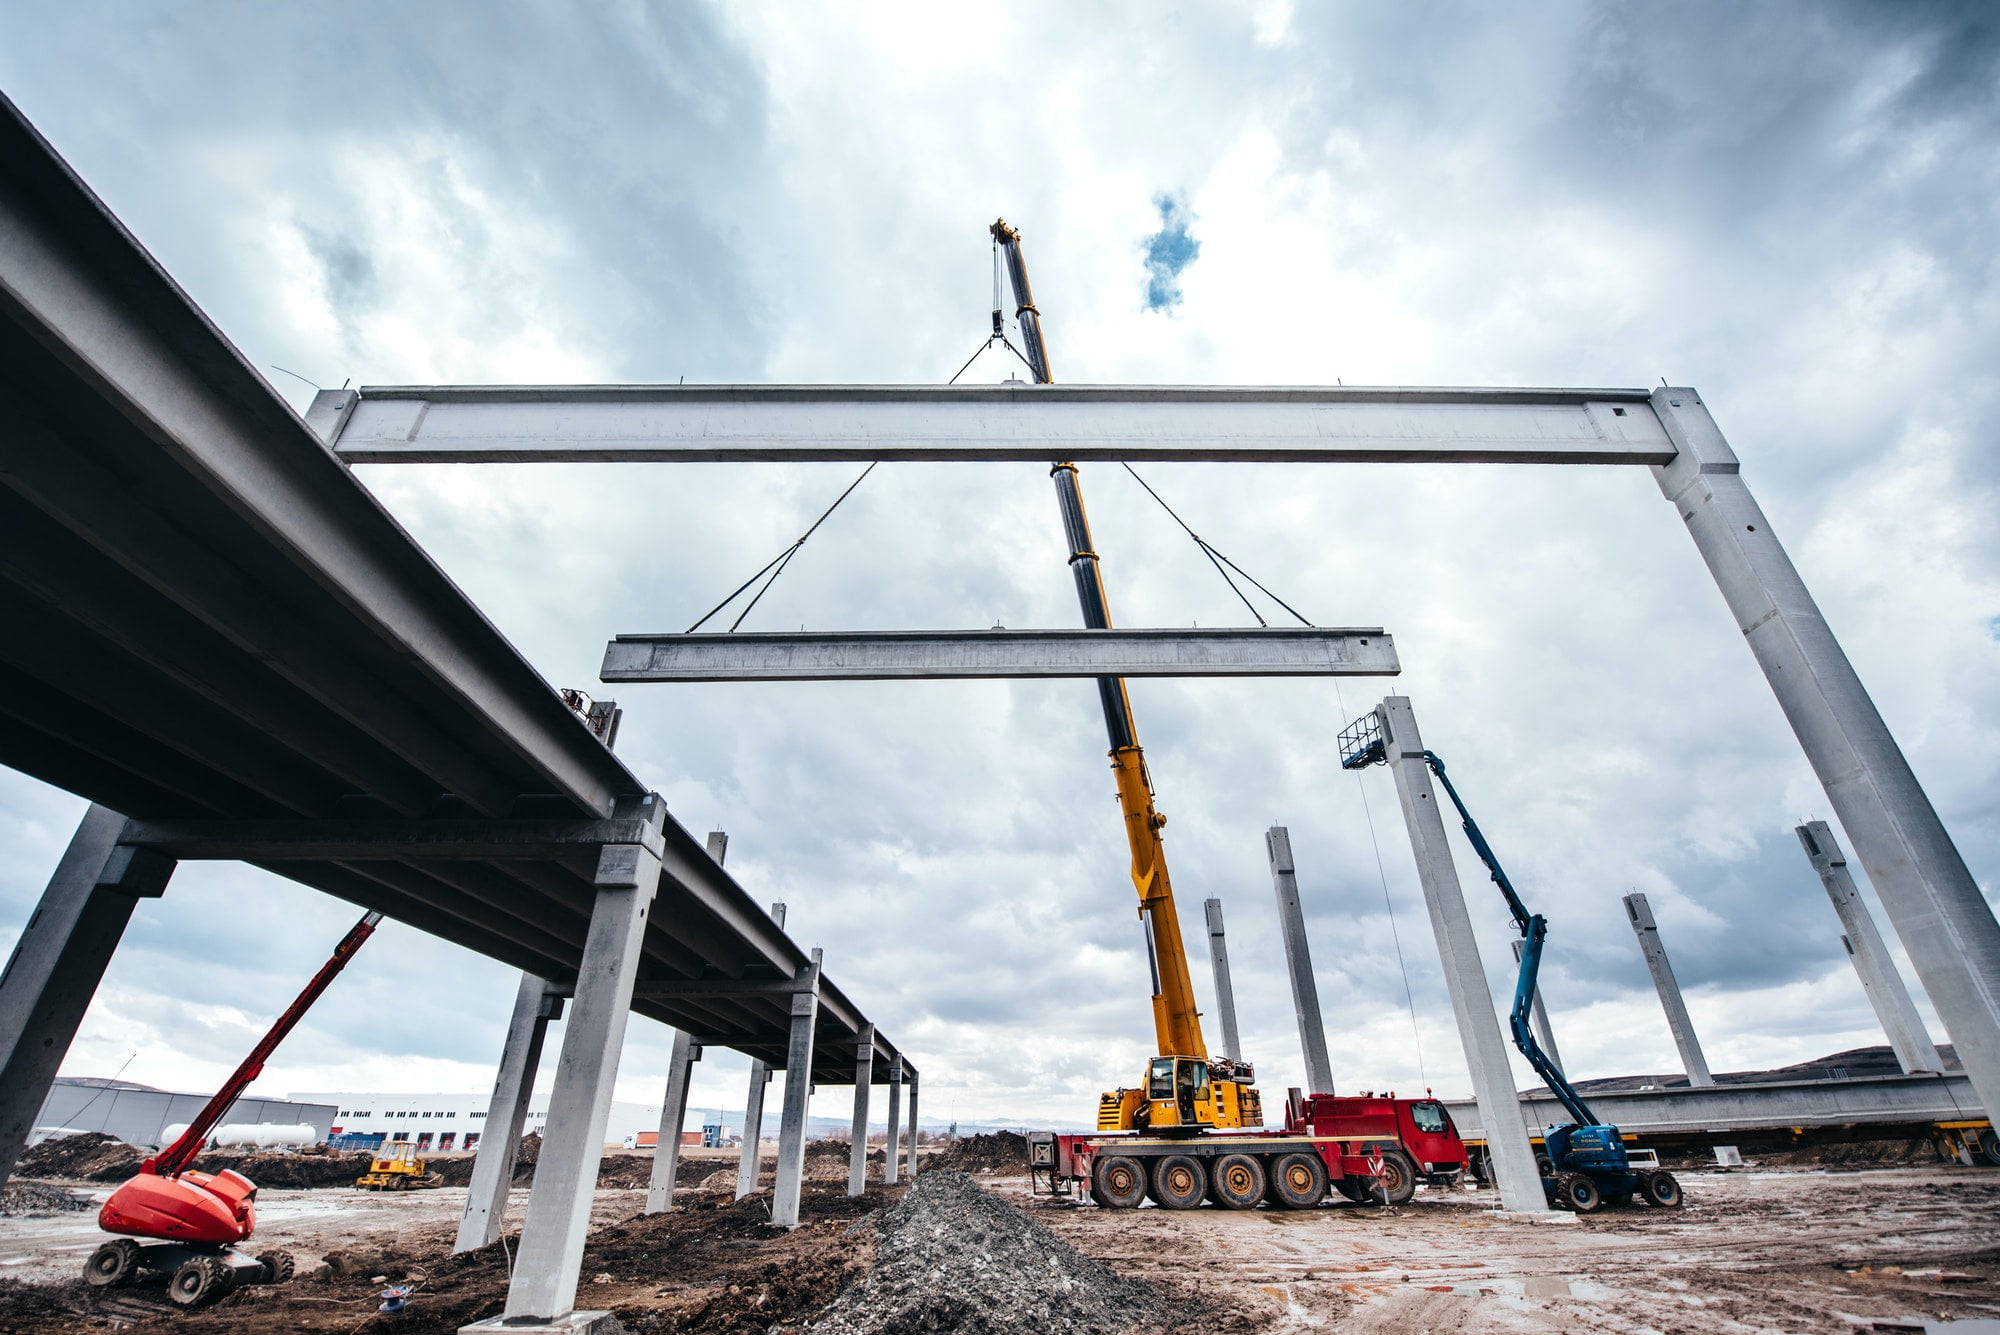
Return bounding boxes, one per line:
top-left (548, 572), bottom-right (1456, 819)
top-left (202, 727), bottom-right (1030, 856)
top-left (802, 1170), bottom-right (1170, 1335)
top-left (0, 1183), bottom-right (90, 1217)
top-left (929, 1130), bottom-right (1029, 1175)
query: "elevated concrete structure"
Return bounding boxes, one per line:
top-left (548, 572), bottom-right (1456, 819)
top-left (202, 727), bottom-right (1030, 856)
top-left (603, 627), bottom-right (1398, 682)
top-left (1798, 821), bottom-right (1941, 1075)
top-left (1623, 893), bottom-right (1715, 1088)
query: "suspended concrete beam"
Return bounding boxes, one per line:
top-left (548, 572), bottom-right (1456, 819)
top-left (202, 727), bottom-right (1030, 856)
top-left (1622, 893), bottom-right (1715, 1088)
top-left (1202, 899), bottom-right (1243, 1065)
top-left (1797, 821), bottom-right (1941, 1075)
top-left (320, 384), bottom-right (1674, 465)
top-left (1373, 697), bottom-right (1550, 1215)
top-left (603, 628), bottom-right (1398, 683)
top-left (1266, 829), bottom-right (1335, 1094)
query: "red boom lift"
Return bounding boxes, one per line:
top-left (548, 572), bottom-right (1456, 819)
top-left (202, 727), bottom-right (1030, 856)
top-left (83, 911), bottom-right (382, 1307)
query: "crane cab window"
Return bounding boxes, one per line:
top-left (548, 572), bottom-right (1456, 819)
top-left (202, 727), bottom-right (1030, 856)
top-left (1148, 1058), bottom-right (1176, 1101)
top-left (1410, 1101), bottom-right (1450, 1134)
top-left (1189, 1061), bottom-right (1209, 1098)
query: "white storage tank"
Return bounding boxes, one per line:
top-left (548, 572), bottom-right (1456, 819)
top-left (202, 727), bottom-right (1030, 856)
top-left (162, 1122), bottom-right (318, 1150)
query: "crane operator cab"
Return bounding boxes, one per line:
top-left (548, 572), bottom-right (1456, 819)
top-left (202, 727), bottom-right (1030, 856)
top-left (1099, 1056), bottom-right (1263, 1133)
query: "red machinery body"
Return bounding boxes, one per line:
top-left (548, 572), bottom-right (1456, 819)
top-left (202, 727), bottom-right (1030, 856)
top-left (100, 1170), bottom-right (256, 1245)
top-left (1294, 1093), bottom-right (1469, 1180)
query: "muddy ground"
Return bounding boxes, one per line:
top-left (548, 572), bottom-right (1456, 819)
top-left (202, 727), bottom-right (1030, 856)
top-left (1, 1161), bottom-right (1996, 1332)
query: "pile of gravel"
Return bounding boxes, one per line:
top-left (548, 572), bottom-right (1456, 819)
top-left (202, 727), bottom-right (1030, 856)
top-left (805, 1170), bottom-right (1167, 1334)
top-left (0, 1182), bottom-right (92, 1217)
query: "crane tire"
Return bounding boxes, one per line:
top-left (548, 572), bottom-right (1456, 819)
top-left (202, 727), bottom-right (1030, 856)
top-left (1556, 1172), bottom-right (1601, 1213)
top-left (1637, 1170), bottom-right (1683, 1208)
top-left (1208, 1154), bottom-right (1265, 1210)
top-left (84, 1239), bottom-right (140, 1288)
top-left (1092, 1155), bottom-right (1146, 1210)
top-left (258, 1250), bottom-right (296, 1285)
top-left (1148, 1155), bottom-right (1206, 1210)
top-left (1266, 1152), bottom-right (1328, 1209)
top-left (168, 1255), bottom-right (229, 1308)
top-left (1377, 1148), bottom-right (1418, 1204)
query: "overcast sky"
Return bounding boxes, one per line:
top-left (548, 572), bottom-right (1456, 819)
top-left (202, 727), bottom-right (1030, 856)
top-left (2, 1), bottom-right (1996, 1131)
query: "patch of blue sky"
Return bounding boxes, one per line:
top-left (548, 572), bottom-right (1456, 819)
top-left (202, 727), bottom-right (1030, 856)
top-left (1143, 193), bottom-right (1199, 312)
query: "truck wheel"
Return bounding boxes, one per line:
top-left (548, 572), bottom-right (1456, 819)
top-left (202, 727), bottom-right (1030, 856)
top-left (1092, 1155), bottom-right (1146, 1210)
top-left (1377, 1149), bottom-right (1418, 1205)
top-left (1332, 1177), bottom-right (1365, 1203)
top-left (1556, 1172), bottom-right (1601, 1213)
top-left (1208, 1154), bottom-right (1265, 1210)
top-left (1534, 1152), bottom-right (1557, 1179)
top-left (83, 1240), bottom-right (140, 1288)
top-left (1978, 1133), bottom-right (2000, 1168)
top-left (257, 1250), bottom-right (296, 1285)
top-left (1637, 1170), bottom-right (1682, 1208)
top-left (1148, 1155), bottom-right (1206, 1210)
top-left (1266, 1152), bottom-right (1327, 1210)
top-left (168, 1255), bottom-right (230, 1308)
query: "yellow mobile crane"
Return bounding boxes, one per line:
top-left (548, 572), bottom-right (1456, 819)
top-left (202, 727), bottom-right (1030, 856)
top-left (991, 220), bottom-right (1261, 1136)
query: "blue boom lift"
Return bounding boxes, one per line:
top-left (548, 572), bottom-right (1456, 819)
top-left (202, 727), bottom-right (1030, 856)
top-left (1339, 714), bottom-right (1685, 1212)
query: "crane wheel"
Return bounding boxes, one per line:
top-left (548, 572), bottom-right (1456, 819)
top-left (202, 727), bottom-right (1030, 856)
top-left (258, 1250), bottom-right (296, 1285)
top-left (1377, 1149), bottom-right (1418, 1205)
top-left (1637, 1170), bottom-right (1683, 1208)
top-left (168, 1255), bottom-right (231, 1308)
top-left (1092, 1155), bottom-right (1146, 1210)
top-left (1534, 1153), bottom-right (1557, 1180)
top-left (1148, 1155), bottom-right (1206, 1210)
top-left (83, 1239), bottom-right (140, 1288)
top-left (1556, 1172), bottom-right (1601, 1213)
top-left (1207, 1154), bottom-right (1265, 1210)
top-left (1266, 1152), bottom-right (1328, 1210)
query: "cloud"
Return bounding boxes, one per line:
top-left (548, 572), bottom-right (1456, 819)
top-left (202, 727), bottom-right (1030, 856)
top-left (1142, 193), bottom-right (1200, 312)
top-left (0, 0), bottom-right (1995, 1124)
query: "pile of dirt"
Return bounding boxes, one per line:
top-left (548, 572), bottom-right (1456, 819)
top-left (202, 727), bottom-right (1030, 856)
top-left (432, 1133), bottom-right (540, 1187)
top-left (929, 1130), bottom-right (1029, 1175)
top-left (0, 1182), bottom-right (91, 1216)
top-left (192, 1150), bottom-right (376, 1188)
top-left (13, 1132), bottom-right (143, 1181)
top-left (803, 1170), bottom-right (1169, 1334)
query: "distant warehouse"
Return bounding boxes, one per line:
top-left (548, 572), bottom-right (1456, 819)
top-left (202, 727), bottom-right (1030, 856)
top-left (292, 1092), bottom-right (672, 1153)
top-left (34, 1077), bottom-right (335, 1149)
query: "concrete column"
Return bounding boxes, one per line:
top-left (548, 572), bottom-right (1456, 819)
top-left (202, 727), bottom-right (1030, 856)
top-left (1265, 827), bottom-right (1335, 1094)
top-left (847, 1023), bottom-right (874, 1196)
top-left (1652, 387), bottom-right (2000, 1126)
top-left (1511, 938), bottom-right (1565, 1077)
top-left (734, 901), bottom-right (784, 1201)
top-left (644, 1028), bottom-right (701, 1213)
top-left (0, 806), bottom-right (172, 1193)
top-left (1202, 898), bottom-right (1243, 1063)
top-left (1377, 697), bottom-right (1548, 1214)
top-left (1797, 821), bottom-right (1941, 1074)
top-left (1621, 893), bottom-right (1714, 1088)
top-left (905, 1072), bottom-right (919, 1181)
top-left (704, 830), bottom-right (729, 865)
top-left (492, 808), bottom-right (663, 1329)
top-left (882, 1055), bottom-right (903, 1186)
top-left (769, 949), bottom-right (822, 1229)
top-left (455, 973), bottom-right (563, 1252)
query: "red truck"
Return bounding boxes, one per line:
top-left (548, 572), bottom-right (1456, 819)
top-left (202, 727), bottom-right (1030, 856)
top-left (1030, 1088), bottom-right (1468, 1209)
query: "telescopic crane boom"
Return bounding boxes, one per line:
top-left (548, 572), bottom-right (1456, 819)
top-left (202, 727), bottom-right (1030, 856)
top-left (991, 220), bottom-right (1256, 1132)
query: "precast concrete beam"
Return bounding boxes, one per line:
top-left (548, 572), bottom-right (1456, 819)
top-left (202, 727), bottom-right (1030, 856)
top-left (1651, 387), bottom-right (2000, 1128)
top-left (603, 628), bottom-right (1398, 683)
top-left (456, 973), bottom-right (562, 1252)
top-left (1621, 894), bottom-right (1714, 1088)
top-left (1265, 829), bottom-right (1334, 1093)
top-left (0, 805), bottom-right (172, 1193)
top-left (326, 384), bottom-right (1674, 465)
top-left (848, 1024), bottom-right (874, 1196)
top-left (1797, 822), bottom-right (1941, 1075)
top-left (1203, 899), bottom-right (1243, 1064)
top-left (1375, 698), bottom-right (1550, 1214)
top-left (644, 1029), bottom-right (700, 1213)
top-left (770, 950), bottom-right (823, 1229)
top-left (494, 834), bottom-right (661, 1327)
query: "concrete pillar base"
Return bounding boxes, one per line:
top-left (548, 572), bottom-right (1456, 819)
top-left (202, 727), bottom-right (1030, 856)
top-left (461, 1311), bottom-right (618, 1334)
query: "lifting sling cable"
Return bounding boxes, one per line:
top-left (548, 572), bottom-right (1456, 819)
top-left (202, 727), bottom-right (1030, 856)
top-left (1330, 679), bottom-right (1430, 1092)
top-left (1118, 463), bottom-right (1319, 630)
top-left (684, 462), bottom-right (878, 633)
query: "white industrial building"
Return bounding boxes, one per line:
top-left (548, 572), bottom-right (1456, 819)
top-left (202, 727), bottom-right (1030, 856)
top-left (290, 1092), bottom-right (696, 1153)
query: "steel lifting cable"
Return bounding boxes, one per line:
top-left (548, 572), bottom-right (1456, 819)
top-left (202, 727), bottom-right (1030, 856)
top-left (1118, 463), bottom-right (1317, 629)
top-left (948, 241), bottom-right (1040, 384)
top-left (684, 462), bottom-right (878, 633)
